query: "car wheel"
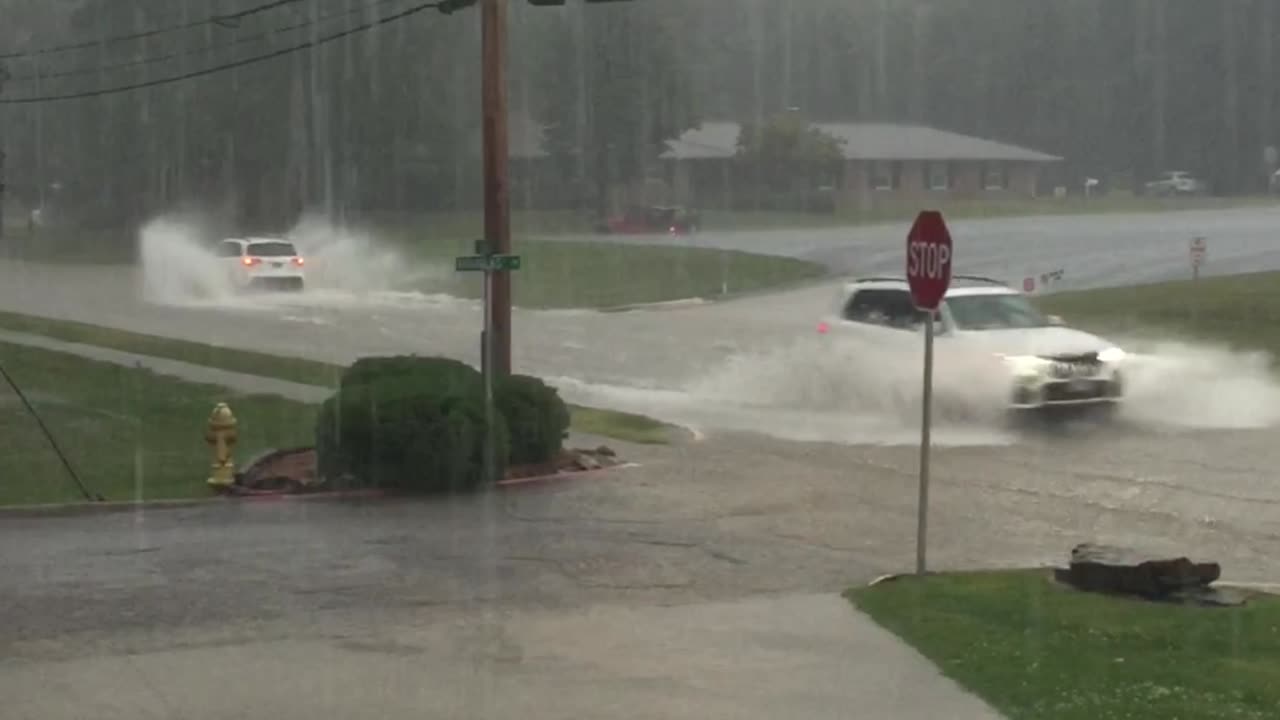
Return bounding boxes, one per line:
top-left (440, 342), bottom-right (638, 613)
top-left (1095, 402), bottom-right (1121, 423)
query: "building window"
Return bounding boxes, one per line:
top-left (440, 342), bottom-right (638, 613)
top-left (927, 162), bottom-right (951, 191)
top-left (983, 162), bottom-right (1008, 190)
top-left (871, 161), bottom-right (898, 191)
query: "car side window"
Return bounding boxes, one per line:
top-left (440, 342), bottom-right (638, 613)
top-left (217, 242), bottom-right (243, 258)
top-left (842, 289), bottom-right (931, 331)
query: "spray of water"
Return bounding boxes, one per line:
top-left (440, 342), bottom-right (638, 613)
top-left (555, 332), bottom-right (1280, 446)
top-left (1116, 339), bottom-right (1280, 429)
top-left (137, 212), bottom-right (457, 309)
top-left (686, 334), bottom-right (1010, 424)
top-left (549, 334), bottom-right (1017, 446)
top-left (286, 213), bottom-right (449, 295)
top-left (138, 216), bottom-right (235, 304)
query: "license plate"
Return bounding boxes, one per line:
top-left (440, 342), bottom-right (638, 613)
top-left (1067, 378), bottom-right (1093, 393)
top-left (271, 262), bottom-right (283, 268)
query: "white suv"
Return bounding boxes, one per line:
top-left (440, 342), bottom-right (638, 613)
top-left (819, 276), bottom-right (1126, 410)
top-left (1144, 171), bottom-right (1207, 197)
top-left (217, 237), bottom-right (306, 292)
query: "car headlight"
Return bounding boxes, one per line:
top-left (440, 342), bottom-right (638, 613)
top-left (1002, 354), bottom-right (1051, 378)
top-left (1098, 347), bottom-right (1126, 364)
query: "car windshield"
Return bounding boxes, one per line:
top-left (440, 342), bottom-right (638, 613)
top-left (246, 241), bottom-right (296, 257)
top-left (946, 293), bottom-right (1051, 330)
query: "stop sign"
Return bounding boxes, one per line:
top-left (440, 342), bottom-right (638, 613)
top-left (905, 210), bottom-right (953, 310)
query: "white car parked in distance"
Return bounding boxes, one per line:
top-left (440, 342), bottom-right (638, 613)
top-left (218, 237), bottom-right (306, 292)
top-left (818, 275), bottom-right (1126, 411)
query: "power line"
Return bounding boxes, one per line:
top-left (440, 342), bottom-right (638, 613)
top-left (0, 0), bottom-right (311, 60)
top-left (0, 360), bottom-right (103, 502)
top-left (6, 0), bottom-right (404, 85)
top-left (214, 0), bottom-right (311, 28)
top-left (0, 1), bottom-right (440, 104)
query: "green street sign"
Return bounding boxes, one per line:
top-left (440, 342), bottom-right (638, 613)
top-left (455, 254), bottom-right (522, 272)
top-left (491, 254), bottom-right (521, 271)
top-left (455, 255), bottom-right (488, 272)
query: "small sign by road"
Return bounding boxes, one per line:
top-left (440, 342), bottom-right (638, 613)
top-left (1190, 236), bottom-right (1207, 268)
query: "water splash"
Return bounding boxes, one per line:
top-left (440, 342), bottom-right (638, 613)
top-left (1116, 339), bottom-right (1280, 429)
top-left (138, 216), bottom-right (235, 304)
top-left (137, 212), bottom-right (457, 309)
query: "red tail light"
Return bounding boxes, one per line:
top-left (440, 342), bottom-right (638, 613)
top-left (817, 321), bottom-right (830, 334)
top-left (241, 256), bottom-right (261, 267)
top-left (292, 257), bottom-right (305, 266)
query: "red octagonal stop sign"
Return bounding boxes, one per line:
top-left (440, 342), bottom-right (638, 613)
top-left (905, 210), bottom-right (953, 311)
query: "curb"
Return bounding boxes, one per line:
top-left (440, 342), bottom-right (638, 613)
top-left (497, 462), bottom-right (640, 488)
top-left (0, 465), bottom-right (639, 518)
top-left (0, 496), bottom-right (226, 519)
top-left (229, 488), bottom-right (388, 502)
top-left (0, 488), bottom-right (390, 519)
top-left (596, 298), bottom-right (708, 314)
top-left (593, 270), bottom-right (838, 315)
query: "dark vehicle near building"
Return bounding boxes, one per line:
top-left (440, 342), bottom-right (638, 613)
top-left (596, 205), bottom-right (700, 236)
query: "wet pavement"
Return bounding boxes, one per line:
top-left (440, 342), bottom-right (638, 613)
top-left (3, 209), bottom-right (1280, 717)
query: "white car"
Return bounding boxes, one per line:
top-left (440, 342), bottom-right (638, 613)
top-left (819, 275), bottom-right (1126, 411)
top-left (217, 237), bottom-right (306, 292)
top-left (1144, 171), bottom-right (1207, 197)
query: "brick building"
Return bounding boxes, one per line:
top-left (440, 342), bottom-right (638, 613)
top-left (661, 121), bottom-right (1062, 211)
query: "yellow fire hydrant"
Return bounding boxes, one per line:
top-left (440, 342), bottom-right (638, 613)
top-left (205, 402), bottom-right (239, 489)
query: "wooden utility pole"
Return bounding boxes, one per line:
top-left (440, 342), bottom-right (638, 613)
top-left (0, 61), bottom-right (7, 242)
top-left (481, 0), bottom-right (512, 376)
top-left (1261, 1), bottom-right (1275, 187)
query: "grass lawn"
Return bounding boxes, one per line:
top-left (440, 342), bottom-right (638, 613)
top-left (390, 235), bottom-right (825, 309)
top-left (849, 570), bottom-right (1280, 720)
top-left (1036, 271), bottom-right (1280, 358)
top-left (0, 341), bottom-right (316, 505)
top-left (0, 311), bottom-right (672, 446)
top-left (568, 405), bottom-right (670, 445)
top-left (7, 219), bottom-right (826, 310)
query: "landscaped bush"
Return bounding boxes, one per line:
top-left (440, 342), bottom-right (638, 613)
top-left (495, 374), bottom-right (571, 465)
top-left (316, 359), bottom-right (506, 493)
top-left (339, 355), bottom-right (479, 394)
top-left (317, 356), bottom-right (570, 490)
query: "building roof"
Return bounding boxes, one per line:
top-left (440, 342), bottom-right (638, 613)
top-left (661, 123), bottom-right (742, 160)
top-left (661, 121), bottom-right (1062, 163)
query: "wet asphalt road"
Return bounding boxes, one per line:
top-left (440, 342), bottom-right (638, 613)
top-left (3, 417), bottom-right (1279, 717)
top-left (2, 209), bottom-right (1280, 715)
top-left (610, 205), bottom-right (1280, 291)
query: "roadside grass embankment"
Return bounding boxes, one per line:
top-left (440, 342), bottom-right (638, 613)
top-left (0, 311), bottom-right (672, 454)
top-left (0, 341), bottom-right (316, 505)
top-left (12, 197), bottom-right (1274, 307)
top-left (1035, 271), bottom-right (1280, 358)
top-left (6, 215), bottom-right (827, 310)
top-left (848, 570), bottom-right (1280, 720)
top-left (394, 234), bottom-right (825, 309)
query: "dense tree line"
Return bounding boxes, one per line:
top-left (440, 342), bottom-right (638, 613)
top-left (0, 0), bottom-right (1276, 230)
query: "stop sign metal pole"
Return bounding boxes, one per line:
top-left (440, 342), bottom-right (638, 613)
top-left (917, 309), bottom-right (935, 575)
top-left (905, 210), bottom-right (953, 577)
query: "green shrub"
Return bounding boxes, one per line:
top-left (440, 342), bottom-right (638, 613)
top-left (339, 355), bottom-right (479, 393)
top-left (317, 356), bottom-right (568, 490)
top-left (316, 372), bottom-right (508, 494)
top-left (495, 374), bottom-right (571, 465)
